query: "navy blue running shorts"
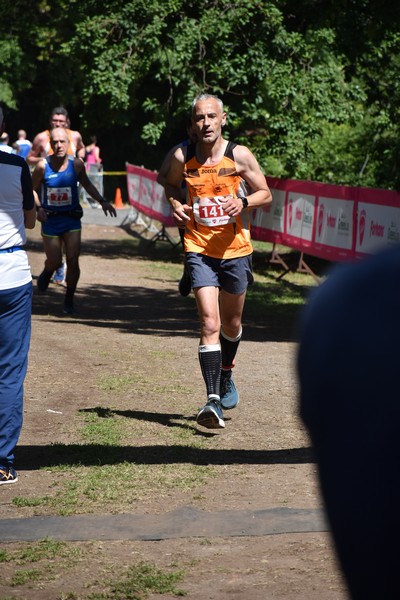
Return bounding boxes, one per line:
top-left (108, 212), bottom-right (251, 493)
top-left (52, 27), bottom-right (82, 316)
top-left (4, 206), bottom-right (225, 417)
top-left (186, 252), bottom-right (254, 294)
top-left (42, 215), bottom-right (82, 237)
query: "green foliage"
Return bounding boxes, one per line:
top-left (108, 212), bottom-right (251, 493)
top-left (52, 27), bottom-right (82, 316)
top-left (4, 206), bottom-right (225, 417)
top-left (0, 0), bottom-right (399, 188)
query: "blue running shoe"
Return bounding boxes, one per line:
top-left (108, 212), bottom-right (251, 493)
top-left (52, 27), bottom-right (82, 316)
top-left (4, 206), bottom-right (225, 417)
top-left (53, 263), bottom-right (65, 284)
top-left (220, 371), bottom-right (239, 410)
top-left (196, 400), bottom-right (225, 429)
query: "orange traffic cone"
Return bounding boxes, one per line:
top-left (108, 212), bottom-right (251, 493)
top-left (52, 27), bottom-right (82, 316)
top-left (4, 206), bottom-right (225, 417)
top-left (114, 187), bottom-right (124, 209)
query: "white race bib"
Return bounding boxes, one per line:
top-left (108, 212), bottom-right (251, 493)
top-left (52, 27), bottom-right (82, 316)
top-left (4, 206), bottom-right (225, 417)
top-left (193, 195), bottom-right (235, 227)
top-left (47, 187), bottom-right (73, 207)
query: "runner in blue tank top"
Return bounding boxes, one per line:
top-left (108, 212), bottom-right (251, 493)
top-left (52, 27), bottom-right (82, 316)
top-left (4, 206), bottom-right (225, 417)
top-left (41, 157), bottom-right (81, 215)
top-left (31, 127), bottom-right (116, 314)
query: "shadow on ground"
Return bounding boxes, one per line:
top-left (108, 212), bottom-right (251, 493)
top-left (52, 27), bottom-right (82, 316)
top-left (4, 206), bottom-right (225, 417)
top-left (16, 441), bottom-right (315, 470)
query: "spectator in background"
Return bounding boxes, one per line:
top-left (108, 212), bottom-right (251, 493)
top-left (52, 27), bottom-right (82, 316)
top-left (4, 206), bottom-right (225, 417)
top-left (297, 245), bottom-right (400, 599)
top-left (13, 130), bottom-right (32, 160)
top-left (0, 132), bottom-right (15, 154)
top-left (27, 106), bottom-right (85, 166)
top-left (83, 135), bottom-right (103, 208)
top-left (0, 103), bottom-right (36, 485)
top-left (85, 135), bottom-right (102, 168)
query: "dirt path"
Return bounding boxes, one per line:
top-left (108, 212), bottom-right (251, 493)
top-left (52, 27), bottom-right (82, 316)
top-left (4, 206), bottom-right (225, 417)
top-left (0, 221), bottom-right (348, 599)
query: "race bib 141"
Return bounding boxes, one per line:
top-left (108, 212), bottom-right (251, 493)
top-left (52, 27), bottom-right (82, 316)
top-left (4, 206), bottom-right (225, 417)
top-left (193, 195), bottom-right (235, 227)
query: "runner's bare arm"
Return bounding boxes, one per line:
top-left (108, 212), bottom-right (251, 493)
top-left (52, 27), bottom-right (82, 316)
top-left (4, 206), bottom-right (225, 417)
top-left (165, 148), bottom-right (192, 224)
top-left (234, 145), bottom-right (272, 208)
top-left (31, 159), bottom-right (46, 193)
top-left (157, 144), bottom-right (179, 188)
top-left (30, 160), bottom-right (48, 221)
top-left (216, 145), bottom-right (272, 219)
top-left (27, 132), bottom-right (46, 166)
top-left (73, 131), bottom-right (86, 160)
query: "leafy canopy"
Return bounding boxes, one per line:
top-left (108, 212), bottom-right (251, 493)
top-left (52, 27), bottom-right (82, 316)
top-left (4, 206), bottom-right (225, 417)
top-left (1, 0), bottom-right (399, 188)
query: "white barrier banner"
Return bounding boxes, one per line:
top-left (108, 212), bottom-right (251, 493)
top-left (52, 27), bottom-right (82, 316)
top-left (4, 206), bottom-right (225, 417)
top-left (286, 192), bottom-right (315, 242)
top-left (356, 202), bottom-right (400, 255)
top-left (126, 165), bottom-right (400, 261)
top-left (316, 197), bottom-right (353, 248)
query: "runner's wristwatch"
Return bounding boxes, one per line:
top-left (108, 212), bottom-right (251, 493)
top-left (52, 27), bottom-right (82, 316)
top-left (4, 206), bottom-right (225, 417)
top-left (238, 196), bottom-right (248, 209)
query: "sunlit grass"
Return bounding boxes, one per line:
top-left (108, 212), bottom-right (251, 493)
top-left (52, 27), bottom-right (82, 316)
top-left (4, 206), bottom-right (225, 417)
top-left (98, 374), bottom-right (142, 392)
top-left (2, 543), bottom-right (185, 598)
top-left (88, 562), bottom-right (186, 599)
top-left (2, 539), bottom-right (82, 589)
top-left (13, 462), bottom-right (214, 516)
top-left (81, 410), bottom-right (122, 446)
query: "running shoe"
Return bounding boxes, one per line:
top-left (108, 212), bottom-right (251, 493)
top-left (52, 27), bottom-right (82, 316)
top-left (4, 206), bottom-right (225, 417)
top-left (196, 400), bottom-right (225, 429)
top-left (178, 267), bottom-right (191, 297)
top-left (37, 269), bottom-right (53, 292)
top-left (220, 371), bottom-right (239, 410)
top-left (53, 263), bottom-right (65, 284)
top-left (0, 466), bottom-right (18, 485)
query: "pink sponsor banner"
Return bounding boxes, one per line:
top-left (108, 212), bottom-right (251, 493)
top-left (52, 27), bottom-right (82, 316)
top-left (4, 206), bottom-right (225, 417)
top-left (251, 184), bottom-right (285, 244)
top-left (126, 163), bottom-right (175, 227)
top-left (265, 177), bottom-right (400, 261)
top-left (127, 165), bottom-right (400, 262)
top-left (311, 186), bottom-right (356, 261)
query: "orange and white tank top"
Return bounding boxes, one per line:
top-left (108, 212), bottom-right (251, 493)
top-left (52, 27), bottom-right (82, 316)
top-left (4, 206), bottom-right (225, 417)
top-left (43, 129), bottom-right (77, 157)
top-left (183, 141), bottom-right (252, 259)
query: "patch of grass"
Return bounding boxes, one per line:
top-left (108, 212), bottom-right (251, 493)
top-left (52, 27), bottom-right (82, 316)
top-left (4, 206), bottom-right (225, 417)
top-left (147, 261), bottom-right (183, 280)
top-left (149, 349), bottom-right (175, 359)
top-left (81, 411), bottom-right (122, 446)
top-left (2, 538), bottom-right (82, 568)
top-left (169, 422), bottom-right (205, 447)
top-left (150, 382), bottom-right (190, 395)
top-left (198, 538), bottom-right (212, 545)
top-left (98, 374), bottom-right (142, 392)
top-left (0, 548), bottom-right (11, 562)
top-left (242, 264), bottom-right (314, 341)
top-left (3, 543), bottom-right (187, 599)
top-left (11, 568), bottom-right (44, 586)
top-left (20, 462), bottom-right (214, 516)
top-left (12, 496), bottom-right (49, 508)
top-left (88, 561), bottom-right (186, 599)
top-left (15, 538), bottom-right (79, 564)
top-left (2, 540), bottom-right (83, 592)
top-left (248, 273), bottom-right (309, 309)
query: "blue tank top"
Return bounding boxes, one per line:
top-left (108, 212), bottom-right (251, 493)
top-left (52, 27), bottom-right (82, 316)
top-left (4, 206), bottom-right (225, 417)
top-left (42, 157), bottom-right (80, 212)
